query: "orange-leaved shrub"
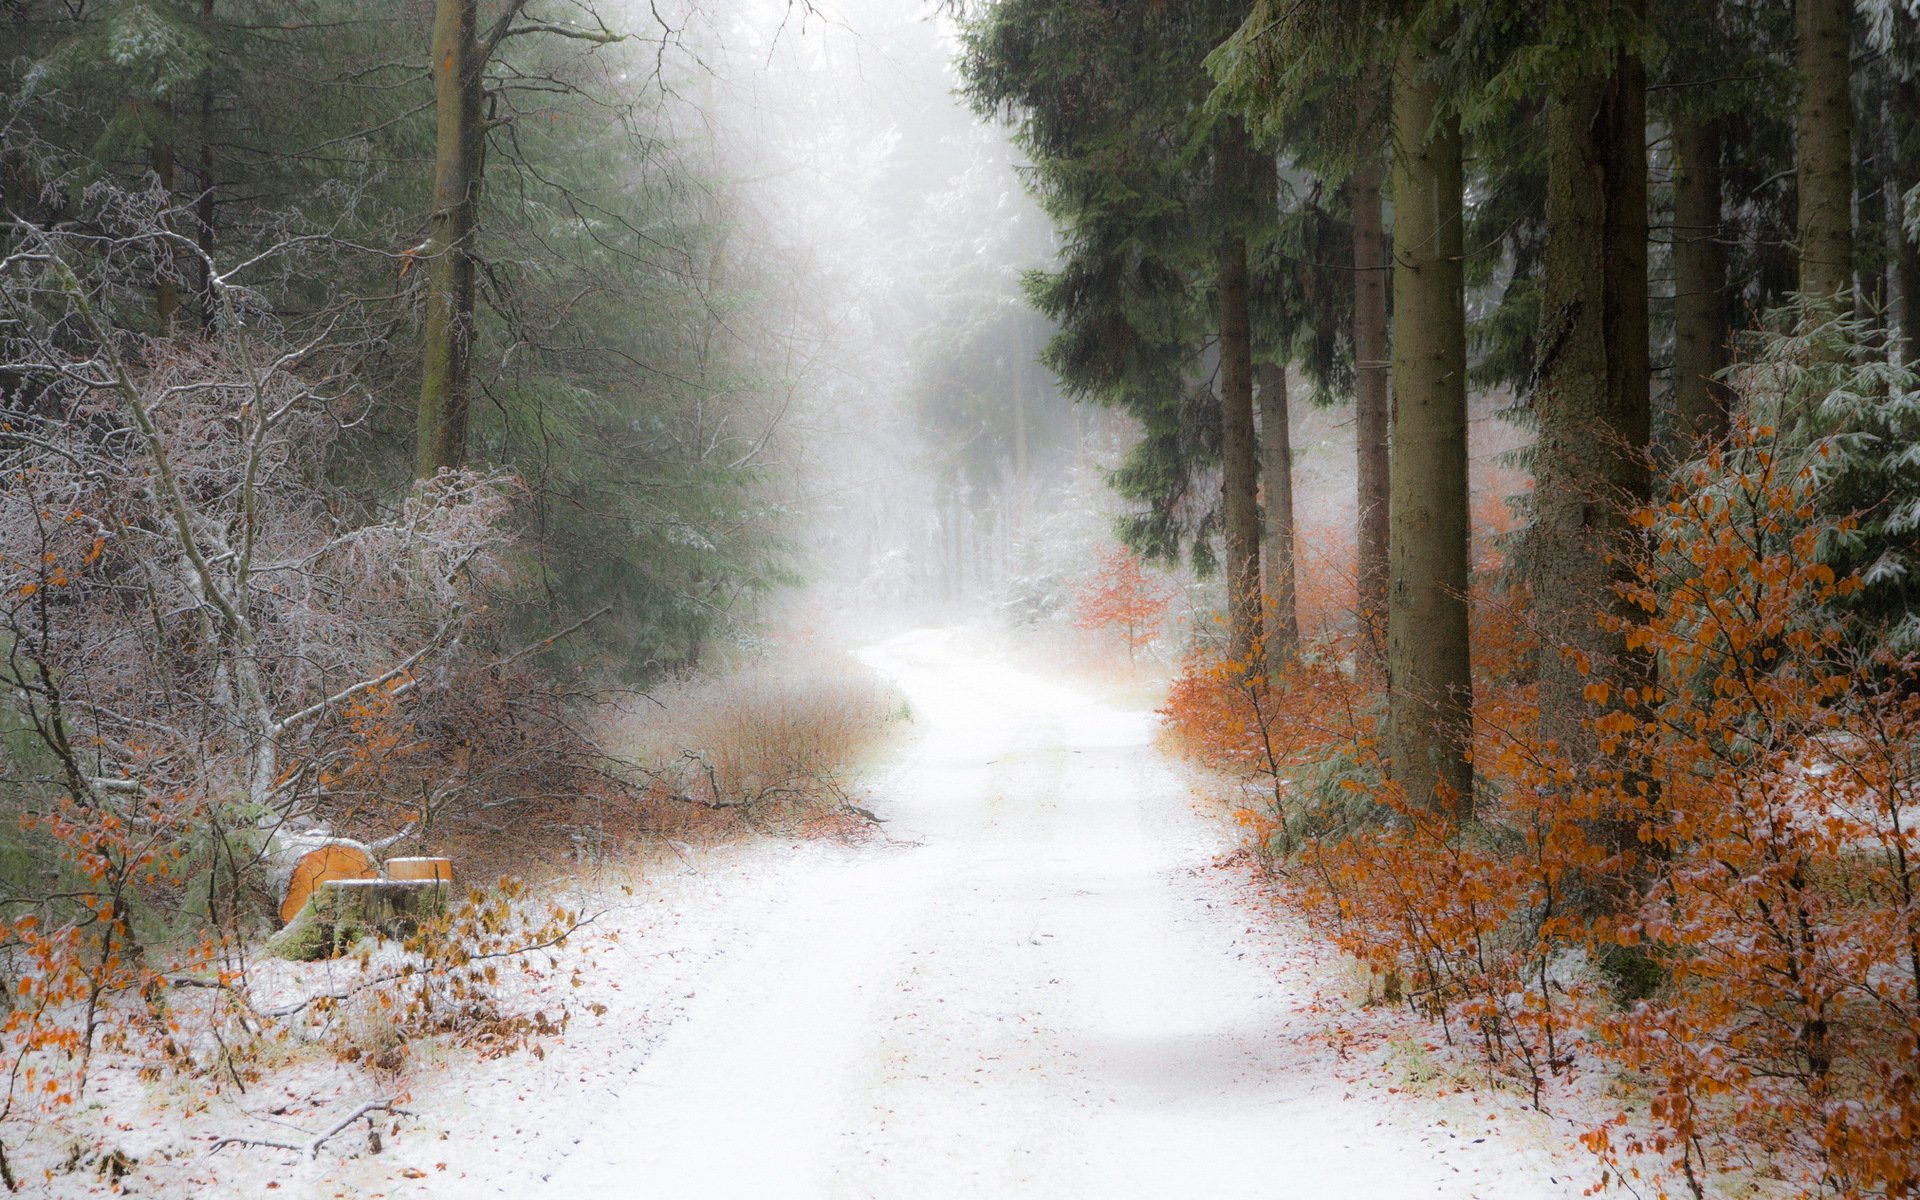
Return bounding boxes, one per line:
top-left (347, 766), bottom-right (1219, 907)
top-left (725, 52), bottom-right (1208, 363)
top-left (0, 787), bottom-right (248, 1190)
top-left (1074, 545), bottom-right (1175, 661)
top-left (1574, 428), bottom-right (1920, 1198)
top-left (313, 877), bottom-right (593, 1075)
top-left (1165, 421), bottom-right (1920, 1197)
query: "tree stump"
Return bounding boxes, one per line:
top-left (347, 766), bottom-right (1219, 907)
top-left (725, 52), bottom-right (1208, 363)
top-left (320, 879), bottom-right (448, 934)
top-left (385, 857), bottom-right (452, 883)
top-left (265, 879), bottom-right (450, 961)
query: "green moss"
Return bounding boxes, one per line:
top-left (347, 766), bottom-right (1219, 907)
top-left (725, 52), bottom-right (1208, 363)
top-left (262, 891), bottom-right (369, 962)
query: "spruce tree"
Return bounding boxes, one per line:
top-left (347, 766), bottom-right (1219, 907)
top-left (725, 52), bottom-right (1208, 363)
top-left (1386, 23), bottom-right (1473, 819)
top-left (961, 0), bottom-right (1292, 657)
top-left (1796, 0), bottom-right (1854, 302)
top-left (1528, 0), bottom-right (1654, 763)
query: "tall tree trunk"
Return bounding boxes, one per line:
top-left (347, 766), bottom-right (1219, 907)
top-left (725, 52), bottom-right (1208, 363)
top-left (417, 0), bottom-right (483, 477)
top-left (1531, 9), bottom-right (1653, 776)
top-left (194, 0), bottom-right (217, 334)
top-left (1258, 359), bottom-right (1298, 671)
top-left (1216, 123), bottom-right (1262, 665)
top-left (1013, 323), bottom-right (1031, 513)
top-left (1670, 114), bottom-right (1730, 450)
top-left (1350, 157), bottom-right (1391, 667)
top-left (151, 130), bottom-right (180, 330)
top-left (1855, 77), bottom-right (1889, 349)
top-left (1387, 36), bottom-right (1472, 821)
top-left (1795, 0), bottom-right (1853, 303)
top-left (1901, 64), bottom-right (1920, 363)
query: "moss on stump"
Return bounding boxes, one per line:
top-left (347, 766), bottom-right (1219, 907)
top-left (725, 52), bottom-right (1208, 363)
top-left (264, 879), bottom-right (449, 961)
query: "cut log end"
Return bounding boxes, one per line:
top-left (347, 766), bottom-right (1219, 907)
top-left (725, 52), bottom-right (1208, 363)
top-left (278, 844), bottom-right (377, 925)
top-left (385, 856), bottom-right (453, 882)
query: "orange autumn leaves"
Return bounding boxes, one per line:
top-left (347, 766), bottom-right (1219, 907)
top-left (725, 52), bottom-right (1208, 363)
top-left (1164, 425), bottom-right (1920, 1198)
top-left (1074, 546), bottom-right (1174, 660)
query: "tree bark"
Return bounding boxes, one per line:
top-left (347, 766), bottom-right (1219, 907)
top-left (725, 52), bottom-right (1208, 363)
top-left (1894, 64), bottom-right (1919, 364)
top-left (1216, 122), bottom-right (1262, 665)
top-left (1795, 0), bottom-right (1853, 303)
top-left (1350, 157), bottom-right (1391, 667)
top-left (1530, 8), bottom-right (1653, 772)
top-left (417, 0), bottom-right (483, 477)
top-left (1387, 37), bottom-right (1473, 821)
top-left (1670, 114), bottom-right (1730, 450)
top-left (1012, 321), bottom-right (1031, 532)
top-left (151, 130), bottom-right (180, 330)
top-left (194, 0), bottom-right (218, 334)
top-left (1258, 359), bottom-right (1297, 671)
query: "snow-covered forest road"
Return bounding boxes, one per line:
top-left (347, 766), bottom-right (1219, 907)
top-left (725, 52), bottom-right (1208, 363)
top-left (288, 628), bottom-right (1589, 1199)
top-left (519, 629), bottom-right (1581, 1198)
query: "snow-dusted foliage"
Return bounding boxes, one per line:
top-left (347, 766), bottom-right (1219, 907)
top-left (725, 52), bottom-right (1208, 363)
top-left (1739, 305), bottom-right (1920, 650)
top-left (996, 457), bottom-right (1121, 627)
top-left (0, 227), bottom-right (518, 827)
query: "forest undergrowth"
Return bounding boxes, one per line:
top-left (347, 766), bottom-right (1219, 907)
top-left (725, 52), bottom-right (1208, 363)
top-left (0, 623), bottom-right (898, 1191)
top-left (1162, 328), bottom-right (1920, 1200)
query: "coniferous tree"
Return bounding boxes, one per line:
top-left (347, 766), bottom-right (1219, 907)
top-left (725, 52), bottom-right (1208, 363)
top-left (961, 0), bottom-right (1290, 657)
top-left (1528, 0), bottom-right (1654, 763)
top-left (1796, 0), bottom-right (1854, 302)
top-left (417, 0), bottom-right (485, 477)
top-left (1216, 117), bottom-right (1265, 661)
top-left (1659, 0), bottom-right (1743, 450)
top-left (1258, 359), bottom-right (1299, 668)
top-left (1212, 0), bottom-right (1473, 808)
top-left (1386, 21), bottom-right (1472, 818)
top-left (1349, 141), bottom-right (1391, 659)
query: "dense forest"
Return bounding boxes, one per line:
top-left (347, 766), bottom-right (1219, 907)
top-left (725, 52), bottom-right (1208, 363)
top-left (4, 0), bottom-right (1920, 1196)
top-left (956, 0), bottom-right (1920, 1194)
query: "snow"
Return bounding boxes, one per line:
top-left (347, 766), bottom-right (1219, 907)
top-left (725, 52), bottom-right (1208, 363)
top-left (29, 627), bottom-right (1596, 1197)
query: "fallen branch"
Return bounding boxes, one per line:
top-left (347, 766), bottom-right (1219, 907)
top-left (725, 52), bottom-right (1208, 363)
top-left (488, 605), bottom-right (614, 671)
top-left (252, 906), bottom-right (603, 1019)
top-left (209, 1099), bottom-right (410, 1160)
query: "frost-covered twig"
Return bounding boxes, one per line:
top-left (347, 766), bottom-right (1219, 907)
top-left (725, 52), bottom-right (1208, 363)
top-left (209, 1099), bottom-right (410, 1160)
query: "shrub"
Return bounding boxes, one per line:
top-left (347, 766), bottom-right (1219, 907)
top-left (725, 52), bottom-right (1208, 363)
top-left (1168, 409), bottom-right (1920, 1195)
top-left (607, 650), bottom-right (899, 840)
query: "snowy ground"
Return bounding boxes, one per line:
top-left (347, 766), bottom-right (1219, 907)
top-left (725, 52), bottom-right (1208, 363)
top-left (36, 627), bottom-right (1600, 1197)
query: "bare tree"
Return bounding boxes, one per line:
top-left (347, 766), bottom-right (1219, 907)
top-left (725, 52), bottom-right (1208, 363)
top-left (1, 214), bottom-right (516, 879)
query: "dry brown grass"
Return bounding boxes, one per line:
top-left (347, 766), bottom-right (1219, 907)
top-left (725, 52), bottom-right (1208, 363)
top-left (417, 648), bottom-right (900, 884)
top-left (597, 649), bottom-right (903, 854)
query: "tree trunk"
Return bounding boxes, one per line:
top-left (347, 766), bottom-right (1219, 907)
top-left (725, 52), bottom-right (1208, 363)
top-left (1892, 63), bottom-right (1919, 364)
top-left (417, 0), bottom-right (483, 477)
top-left (1530, 8), bottom-right (1653, 772)
top-left (1013, 325), bottom-right (1031, 501)
top-left (151, 131), bottom-right (180, 330)
top-left (272, 841), bottom-right (377, 925)
top-left (1386, 36), bottom-right (1473, 821)
top-left (1216, 123), bottom-right (1262, 665)
top-left (268, 879), bottom-right (448, 961)
top-left (1855, 78), bottom-right (1889, 349)
top-left (1350, 157), bottom-right (1391, 668)
top-left (1795, 0), bottom-right (1853, 303)
top-left (194, 0), bottom-right (217, 333)
top-left (1670, 114), bottom-right (1730, 451)
top-left (1258, 359), bottom-right (1298, 671)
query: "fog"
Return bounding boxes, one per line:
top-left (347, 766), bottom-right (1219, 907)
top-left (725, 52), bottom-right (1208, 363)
top-left (586, 0), bottom-right (1523, 640)
top-left (587, 0), bottom-right (1124, 628)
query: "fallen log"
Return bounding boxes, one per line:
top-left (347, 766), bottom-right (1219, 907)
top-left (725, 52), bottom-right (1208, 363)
top-left (265, 824), bottom-right (414, 925)
top-left (275, 844), bottom-right (377, 925)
